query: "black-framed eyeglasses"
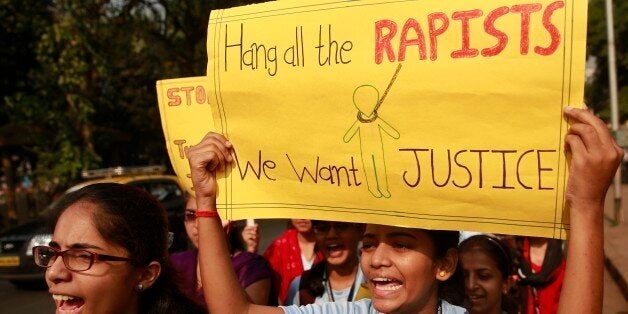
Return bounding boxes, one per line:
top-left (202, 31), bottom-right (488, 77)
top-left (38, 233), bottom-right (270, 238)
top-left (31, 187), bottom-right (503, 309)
top-left (312, 222), bottom-right (354, 235)
top-left (32, 245), bottom-right (132, 272)
top-left (182, 209), bottom-right (196, 222)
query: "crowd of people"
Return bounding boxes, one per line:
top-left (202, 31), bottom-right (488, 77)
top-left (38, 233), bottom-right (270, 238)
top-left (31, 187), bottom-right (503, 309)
top-left (31, 107), bottom-right (621, 313)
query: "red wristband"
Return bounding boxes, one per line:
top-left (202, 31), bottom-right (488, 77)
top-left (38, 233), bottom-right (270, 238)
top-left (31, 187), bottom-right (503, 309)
top-left (196, 210), bottom-right (220, 218)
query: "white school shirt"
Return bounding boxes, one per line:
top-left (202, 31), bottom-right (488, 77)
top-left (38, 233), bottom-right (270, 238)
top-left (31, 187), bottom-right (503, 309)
top-left (285, 267), bottom-right (367, 305)
top-left (281, 298), bottom-right (468, 314)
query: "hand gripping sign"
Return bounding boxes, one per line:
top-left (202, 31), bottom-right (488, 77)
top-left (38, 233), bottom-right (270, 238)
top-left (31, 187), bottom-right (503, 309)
top-left (159, 0), bottom-right (588, 238)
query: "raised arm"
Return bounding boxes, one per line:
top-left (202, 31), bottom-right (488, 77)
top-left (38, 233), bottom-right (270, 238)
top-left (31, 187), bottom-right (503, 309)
top-left (558, 106), bottom-right (623, 313)
top-left (187, 132), bottom-right (283, 314)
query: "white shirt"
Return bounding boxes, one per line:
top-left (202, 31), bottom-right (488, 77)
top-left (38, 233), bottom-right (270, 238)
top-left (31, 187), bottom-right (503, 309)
top-left (285, 267), bottom-right (366, 305)
top-left (281, 299), bottom-right (468, 314)
top-left (301, 253), bottom-right (315, 271)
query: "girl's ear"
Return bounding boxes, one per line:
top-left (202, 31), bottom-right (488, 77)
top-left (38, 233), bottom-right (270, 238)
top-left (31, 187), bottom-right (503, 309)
top-left (136, 261), bottom-right (161, 291)
top-left (502, 274), bottom-right (515, 294)
top-left (435, 248), bottom-right (458, 282)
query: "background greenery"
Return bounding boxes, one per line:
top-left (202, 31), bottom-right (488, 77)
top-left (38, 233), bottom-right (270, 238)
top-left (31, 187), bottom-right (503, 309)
top-left (0, 0), bottom-right (261, 192)
top-left (586, 0), bottom-right (627, 122)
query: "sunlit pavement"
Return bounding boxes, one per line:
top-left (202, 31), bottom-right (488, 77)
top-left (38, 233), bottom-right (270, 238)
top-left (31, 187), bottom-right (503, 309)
top-left (604, 184), bottom-right (628, 313)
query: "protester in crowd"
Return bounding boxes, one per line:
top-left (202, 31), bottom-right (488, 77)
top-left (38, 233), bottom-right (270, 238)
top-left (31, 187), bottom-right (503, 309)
top-left (458, 234), bottom-right (518, 314)
top-left (171, 196), bottom-right (276, 306)
top-left (34, 183), bottom-right (204, 314)
top-left (285, 220), bottom-right (370, 306)
top-left (187, 106), bottom-right (619, 314)
top-left (242, 220), bottom-right (261, 253)
top-left (513, 236), bottom-right (565, 314)
top-left (263, 218), bottom-right (323, 304)
top-left (187, 133), bottom-right (474, 313)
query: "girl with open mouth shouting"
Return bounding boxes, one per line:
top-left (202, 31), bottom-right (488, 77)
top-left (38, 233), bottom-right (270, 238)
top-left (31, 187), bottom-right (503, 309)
top-left (186, 106), bottom-right (620, 314)
top-left (285, 220), bottom-right (369, 306)
top-left (35, 183), bottom-right (204, 314)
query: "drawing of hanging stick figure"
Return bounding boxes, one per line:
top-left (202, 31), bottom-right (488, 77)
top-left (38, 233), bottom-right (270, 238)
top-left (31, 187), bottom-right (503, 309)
top-left (343, 64), bottom-right (402, 198)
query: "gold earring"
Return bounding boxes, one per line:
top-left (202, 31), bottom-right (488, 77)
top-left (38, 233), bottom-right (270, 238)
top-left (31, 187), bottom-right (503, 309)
top-left (439, 271), bottom-right (446, 277)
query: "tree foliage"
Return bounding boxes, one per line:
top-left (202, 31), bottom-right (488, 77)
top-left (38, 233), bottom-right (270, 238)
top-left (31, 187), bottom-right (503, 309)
top-left (586, 0), bottom-right (628, 121)
top-left (1, 0), bottom-right (260, 190)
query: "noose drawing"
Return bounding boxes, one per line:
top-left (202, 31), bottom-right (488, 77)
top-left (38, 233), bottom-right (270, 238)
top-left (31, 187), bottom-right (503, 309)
top-left (343, 64), bottom-right (402, 198)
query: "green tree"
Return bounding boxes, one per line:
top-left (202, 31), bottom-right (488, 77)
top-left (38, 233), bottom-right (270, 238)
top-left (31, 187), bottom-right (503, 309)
top-left (3, 0), bottom-right (261, 192)
top-left (586, 0), bottom-right (628, 122)
top-left (0, 0), bottom-right (52, 109)
top-left (0, 0), bottom-right (54, 225)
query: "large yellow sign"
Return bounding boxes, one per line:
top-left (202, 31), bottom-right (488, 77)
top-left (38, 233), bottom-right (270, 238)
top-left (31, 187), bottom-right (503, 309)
top-left (158, 0), bottom-right (587, 238)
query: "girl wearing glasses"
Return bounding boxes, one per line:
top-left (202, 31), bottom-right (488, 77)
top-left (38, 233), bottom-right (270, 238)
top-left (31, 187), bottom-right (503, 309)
top-left (170, 196), bottom-right (276, 306)
top-left (34, 183), bottom-right (204, 314)
top-left (285, 220), bottom-right (369, 306)
top-left (185, 106), bottom-right (620, 314)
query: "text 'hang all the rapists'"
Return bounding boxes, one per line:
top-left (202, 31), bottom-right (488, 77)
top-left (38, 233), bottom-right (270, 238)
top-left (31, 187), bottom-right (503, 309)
top-left (223, 24), bottom-right (353, 77)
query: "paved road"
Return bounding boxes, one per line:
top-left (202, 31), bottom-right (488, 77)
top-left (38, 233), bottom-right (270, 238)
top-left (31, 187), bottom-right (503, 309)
top-left (604, 184), bottom-right (628, 314)
top-left (0, 279), bottom-right (54, 314)
top-left (604, 267), bottom-right (628, 313)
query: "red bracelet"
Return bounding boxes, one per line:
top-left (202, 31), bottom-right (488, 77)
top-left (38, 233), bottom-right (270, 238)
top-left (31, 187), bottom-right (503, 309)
top-left (196, 210), bottom-right (220, 218)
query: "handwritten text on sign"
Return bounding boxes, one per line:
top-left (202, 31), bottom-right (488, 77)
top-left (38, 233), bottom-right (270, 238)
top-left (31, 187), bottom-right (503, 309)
top-left (157, 77), bottom-right (215, 195)
top-left (219, 1), bottom-right (565, 77)
top-left (171, 0), bottom-right (590, 238)
top-left (228, 148), bottom-right (557, 192)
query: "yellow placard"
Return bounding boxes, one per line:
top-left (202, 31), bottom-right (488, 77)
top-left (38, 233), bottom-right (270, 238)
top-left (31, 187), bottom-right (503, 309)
top-left (157, 76), bottom-right (214, 194)
top-left (159, 0), bottom-right (587, 238)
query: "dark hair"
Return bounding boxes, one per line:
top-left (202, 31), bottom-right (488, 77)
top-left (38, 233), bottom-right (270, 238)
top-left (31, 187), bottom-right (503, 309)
top-left (425, 230), bottom-right (464, 306)
top-left (459, 235), bottom-right (512, 279)
top-left (227, 220), bottom-right (248, 254)
top-left (426, 230), bottom-right (460, 259)
top-left (458, 234), bottom-right (518, 314)
top-left (51, 183), bottom-right (204, 314)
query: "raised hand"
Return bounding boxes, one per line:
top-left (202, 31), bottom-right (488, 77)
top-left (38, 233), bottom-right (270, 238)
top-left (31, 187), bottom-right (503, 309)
top-left (242, 224), bottom-right (260, 253)
top-left (186, 132), bottom-right (233, 209)
top-left (563, 106), bottom-right (623, 209)
top-left (559, 106), bottom-right (623, 314)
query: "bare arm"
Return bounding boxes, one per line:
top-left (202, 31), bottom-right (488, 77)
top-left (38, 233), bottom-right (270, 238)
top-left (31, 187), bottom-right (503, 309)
top-left (187, 132), bottom-right (283, 314)
top-left (558, 107), bottom-right (623, 313)
top-left (245, 278), bottom-right (272, 305)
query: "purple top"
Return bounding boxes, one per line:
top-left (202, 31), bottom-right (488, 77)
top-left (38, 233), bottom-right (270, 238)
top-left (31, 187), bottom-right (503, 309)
top-left (171, 249), bottom-right (276, 306)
